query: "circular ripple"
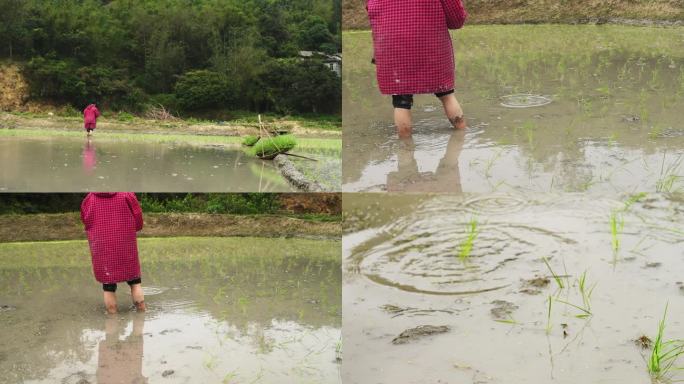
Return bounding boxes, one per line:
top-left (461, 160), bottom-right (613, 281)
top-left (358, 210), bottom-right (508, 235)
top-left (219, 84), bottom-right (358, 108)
top-left (353, 199), bottom-right (569, 295)
top-left (462, 195), bottom-right (528, 215)
top-left (501, 94), bottom-right (552, 108)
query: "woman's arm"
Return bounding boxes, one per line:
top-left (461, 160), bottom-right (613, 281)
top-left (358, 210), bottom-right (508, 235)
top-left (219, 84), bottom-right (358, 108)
top-left (126, 193), bottom-right (144, 231)
top-left (80, 194), bottom-right (93, 230)
top-left (442, 0), bottom-right (467, 30)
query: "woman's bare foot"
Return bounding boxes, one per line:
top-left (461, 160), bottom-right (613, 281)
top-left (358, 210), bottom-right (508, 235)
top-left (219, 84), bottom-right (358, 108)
top-left (103, 291), bottom-right (117, 314)
top-left (130, 284), bottom-right (146, 312)
top-left (439, 93), bottom-right (466, 129)
top-left (394, 108), bottom-right (413, 138)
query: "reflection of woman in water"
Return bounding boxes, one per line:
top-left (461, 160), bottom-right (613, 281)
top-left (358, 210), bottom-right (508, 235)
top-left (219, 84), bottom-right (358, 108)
top-left (97, 315), bottom-right (147, 384)
top-left (367, 0), bottom-right (468, 138)
top-left (81, 192), bottom-right (146, 314)
top-left (82, 138), bottom-right (96, 175)
top-left (387, 129), bottom-right (465, 192)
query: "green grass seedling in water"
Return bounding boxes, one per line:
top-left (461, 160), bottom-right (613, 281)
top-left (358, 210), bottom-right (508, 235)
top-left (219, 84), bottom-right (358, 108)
top-left (578, 271), bottom-right (596, 311)
top-left (458, 217), bottom-right (479, 261)
top-left (546, 295), bottom-right (553, 334)
top-left (648, 303), bottom-right (684, 382)
top-left (542, 257), bottom-right (564, 290)
top-left (610, 210), bottom-right (624, 253)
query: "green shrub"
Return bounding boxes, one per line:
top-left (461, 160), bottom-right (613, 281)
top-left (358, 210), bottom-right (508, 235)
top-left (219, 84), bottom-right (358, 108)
top-left (174, 70), bottom-right (236, 111)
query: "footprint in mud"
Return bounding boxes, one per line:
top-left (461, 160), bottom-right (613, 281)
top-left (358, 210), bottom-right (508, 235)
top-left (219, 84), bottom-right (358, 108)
top-left (520, 277), bottom-right (550, 295)
top-left (0, 304), bottom-right (16, 312)
top-left (159, 328), bottom-right (181, 335)
top-left (162, 370), bottom-right (175, 378)
top-left (391, 325), bottom-right (450, 345)
top-left (490, 300), bottom-right (518, 320)
top-left (380, 304), bottom-right (457, 318)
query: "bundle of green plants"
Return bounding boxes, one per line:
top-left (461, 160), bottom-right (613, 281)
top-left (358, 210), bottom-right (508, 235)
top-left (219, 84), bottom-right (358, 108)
top-left (252, 134), bottom-right (297, 159)
top-left (242, 135), bottom-right (260, 147)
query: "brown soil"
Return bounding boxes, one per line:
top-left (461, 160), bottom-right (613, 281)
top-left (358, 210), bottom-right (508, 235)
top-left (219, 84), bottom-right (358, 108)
top-left (278, 193), bottom-right (342, 215)
top-left (0, 213), bottom-right (341, 242)
top-left (391, 325), bottom-right (451, 345)
top-left (343, 0), bottom-right (684, 29)
top-left (0, 63), bottom-right (29, 111)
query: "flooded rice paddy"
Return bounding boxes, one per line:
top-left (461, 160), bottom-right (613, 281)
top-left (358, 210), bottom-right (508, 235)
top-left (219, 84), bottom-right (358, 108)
top-left (0, 135), bottom-right (341, 192)
top-left (343, 25), bottom-right (684, 193)
top-left (0, 237), bottom-right (341, 383)
top-left (343, 193), bottom-right (684, 383)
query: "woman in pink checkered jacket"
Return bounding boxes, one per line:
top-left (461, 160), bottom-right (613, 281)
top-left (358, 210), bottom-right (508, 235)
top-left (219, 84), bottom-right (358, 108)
top-left (81, 192), bottom-right (146, 314)
top-left (367, 0), bottom-right (468, 137)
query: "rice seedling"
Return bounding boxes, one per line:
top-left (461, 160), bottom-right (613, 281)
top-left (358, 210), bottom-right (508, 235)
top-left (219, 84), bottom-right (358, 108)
top-left (648, 303), bottom-right (684, 382)
top-left (555, 299), bottom-right (592, 319)
top-left (656, 154), bottom-right (683, 193)
top-left (242, 135), bottom-right (260, 146)
top-left (577, 271), bottom-right (596, 311)
top-left (251, 134), bottom-right (297, 159)
top-left (546, 295), bottom-right (553, 334)
top-left (542, 257), bottom-right (565, 290)
top-left (610, 210), bottom-right (625, 253)
top-left (457, 217), bottom-right (479, 261)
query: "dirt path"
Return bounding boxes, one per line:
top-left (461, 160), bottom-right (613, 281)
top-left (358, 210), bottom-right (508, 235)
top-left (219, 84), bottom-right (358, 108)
top-left (0, 213), bottom-right (341, 242)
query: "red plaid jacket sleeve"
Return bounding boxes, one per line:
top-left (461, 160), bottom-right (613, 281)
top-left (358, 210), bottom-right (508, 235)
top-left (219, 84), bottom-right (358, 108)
top-left (441, 0), bottom-right (467, 29)
top-left (126, 193), bottom-right (144, 231)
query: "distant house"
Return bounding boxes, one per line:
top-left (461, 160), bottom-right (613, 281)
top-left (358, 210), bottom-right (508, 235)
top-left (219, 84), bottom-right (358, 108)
top-left (298, 51), bottom-right (342, 77)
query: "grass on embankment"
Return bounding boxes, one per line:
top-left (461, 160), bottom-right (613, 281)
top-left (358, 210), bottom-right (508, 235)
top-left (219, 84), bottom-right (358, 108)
top-left (343, 0), bottom-right (684, 29)
top-left (0, 213), bottom-right (341, 243)
top-left (0, 127), bottom-right (341, 151)
top-left (0, 111), bottom-right (341, 138)
top-left (0, 237), bottom-right (341, 272)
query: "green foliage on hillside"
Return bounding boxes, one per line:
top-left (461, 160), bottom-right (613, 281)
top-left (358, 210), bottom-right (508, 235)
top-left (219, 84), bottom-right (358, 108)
top-left (0, 0), bottom-right (341, 115)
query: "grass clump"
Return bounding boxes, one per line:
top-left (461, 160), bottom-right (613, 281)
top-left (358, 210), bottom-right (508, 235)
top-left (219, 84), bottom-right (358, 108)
top-left (648, 303), bottom-right (684, 382)
top-left (242, 135), bottom-right (260, 147)
top-left (252, 134), bottom-right (297, 159)
top-left (457, 217), bottom-right (479, 261)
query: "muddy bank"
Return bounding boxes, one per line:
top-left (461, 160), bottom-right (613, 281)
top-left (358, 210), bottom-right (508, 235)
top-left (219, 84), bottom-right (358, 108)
top-left (0, 112), bottom-right (340, 139)
top-left (0, 213), bottom-right (341, 242)
top-left (274, 154), bottom-right (325, 192)
top-left (343, 0), bottom-right (684, 29)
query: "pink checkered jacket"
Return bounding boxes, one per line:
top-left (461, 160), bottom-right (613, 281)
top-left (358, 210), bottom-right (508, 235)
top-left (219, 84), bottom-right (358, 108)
top-left (81, 192), bottom-right (143, 284)
top-left (367, 0), bottom-right (467, 95)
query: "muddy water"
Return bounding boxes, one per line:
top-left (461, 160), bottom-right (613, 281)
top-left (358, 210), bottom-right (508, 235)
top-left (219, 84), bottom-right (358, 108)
top-left (0, 237), bottom-right (341, 383)
top-left (289, 147), bottom-right (342, 191)
top-left (0, 137), bottom-right (295, 192)
top-left (343, 25), bottom-right (684, 193)
top-left (343, 193), bottom-right (684, 383)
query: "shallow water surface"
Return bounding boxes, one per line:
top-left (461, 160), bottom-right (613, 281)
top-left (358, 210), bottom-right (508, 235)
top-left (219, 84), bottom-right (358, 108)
top-left (343, 25), bottom-right (684, 193)
top-left (343, 193), bottom-right (684, 383)
top-left (0, 237), bottom-right (341, 383)
top-left (0, 136), bottom-right (295, 192)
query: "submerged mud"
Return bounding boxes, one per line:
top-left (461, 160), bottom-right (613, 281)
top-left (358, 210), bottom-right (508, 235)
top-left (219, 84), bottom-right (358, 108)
top-left (343, 193), bottom-right (684, 384)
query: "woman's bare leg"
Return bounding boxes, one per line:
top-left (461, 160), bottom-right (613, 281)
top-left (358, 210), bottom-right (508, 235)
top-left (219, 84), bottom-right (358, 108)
top-left (438, 93), bottom-right (466, 129)
top-left (130, 284), bottom-right (146, 312)
top-left (103, 291), bottom-right (117, 314)
top-left (394, 108), bottom-right (413, 138)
